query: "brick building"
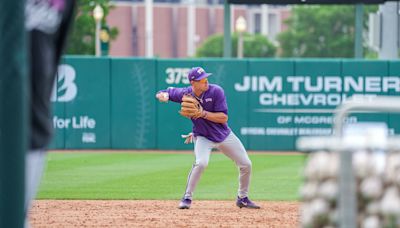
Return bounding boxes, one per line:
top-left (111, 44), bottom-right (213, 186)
top-left (107, 1), bottom-right (290, 57)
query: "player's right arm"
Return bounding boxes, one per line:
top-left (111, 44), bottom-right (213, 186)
top-left (201, 111), bottom-right (228, 124)
top-left (156, 87), bottom-right (189, 103)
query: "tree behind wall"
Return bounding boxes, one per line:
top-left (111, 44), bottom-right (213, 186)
top-left (277, 5), bottom-right (378, 58)
top-left (196, 33), bottom-right (276, 58)
top-left (65, 0), bottom-right (118, 55)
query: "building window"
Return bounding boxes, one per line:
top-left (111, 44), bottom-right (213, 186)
top-left (254, 13), bottom-right (261, 34)
top-left (207, 0), bottom-right (224, 4)
top-left (112, 0), bottom-right (183, 2)
top-left (268, 13), bottom-right (279, 42)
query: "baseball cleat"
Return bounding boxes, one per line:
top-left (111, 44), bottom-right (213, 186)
top-left (236, 196), bottom-right (261, 209)
top-left (178, 198), bottom-right (192, 209)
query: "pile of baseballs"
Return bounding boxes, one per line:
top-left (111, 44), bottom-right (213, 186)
top-left (300, 150), bottom-right (400, 228)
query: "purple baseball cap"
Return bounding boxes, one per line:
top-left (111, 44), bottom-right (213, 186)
top-left (187, 67), bottom-right (212, 81)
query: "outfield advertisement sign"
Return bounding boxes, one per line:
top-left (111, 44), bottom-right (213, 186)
top-left (237, 74), bottom-right (399, 135)
top-left (49, 57), bottom-right (111, 149)
top-left (235, 60), bottom-right (399, 150)
top-left (49, 58), bottom-right (400, 151)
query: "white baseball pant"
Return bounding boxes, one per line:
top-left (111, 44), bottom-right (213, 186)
top-left (25, 150), bottom-right (47, 228)
top-left (183, 131), bottom-right (252, 200)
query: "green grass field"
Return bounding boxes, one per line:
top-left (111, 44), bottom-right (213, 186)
top-left (37, 152), bottom-right (305, 201)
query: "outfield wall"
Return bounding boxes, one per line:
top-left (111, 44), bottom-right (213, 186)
top-left (49, 56), bottom-right (400, 150)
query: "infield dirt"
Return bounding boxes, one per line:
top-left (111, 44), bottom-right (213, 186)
top-left (29, 200), bottom-right (299, 227)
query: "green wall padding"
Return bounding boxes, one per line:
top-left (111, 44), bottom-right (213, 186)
top-left (111, 58), bottom-right (157, 149)
top-left (48, 57), bottom-right (400, 151)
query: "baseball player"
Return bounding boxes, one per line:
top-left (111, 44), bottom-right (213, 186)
top-left (156, 67), bottom-right (260, 209)
top-left (25, 0), bottom-right (75, 226)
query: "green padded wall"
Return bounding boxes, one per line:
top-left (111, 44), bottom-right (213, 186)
top-left (294, 59), bottom-right (341, 137)
top-left (47, 57), bottom-right (400, 151)
top-left (342, 60), bottom-right (389, 132)
top-left (48, 58), bottom-right (66, 149)
top-left (63, 57), bottom-right (111, 149)
top-left (110, 58), bottom-right (156, 149)
top-left (247, 59), bottom-right (295, 150)
top-left (388, 61), bottom-right (400, 134)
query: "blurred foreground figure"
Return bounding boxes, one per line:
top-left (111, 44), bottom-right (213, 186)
top-left (25, 0), bottom-right (75, 226)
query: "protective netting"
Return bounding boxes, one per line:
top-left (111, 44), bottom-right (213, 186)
top-left (300, 149), bottom-right (400, 227)
top-left (298, 97), bottom-right (400, 228)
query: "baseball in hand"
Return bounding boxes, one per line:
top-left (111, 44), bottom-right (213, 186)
top-left (156, 92), bottom-right (169, 102)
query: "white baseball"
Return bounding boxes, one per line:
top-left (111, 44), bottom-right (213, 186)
top-left (157, 92), bottom-right (169, 102)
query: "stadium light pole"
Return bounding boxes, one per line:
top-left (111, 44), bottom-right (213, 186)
top-left (354, 4), bottom-right (364, 58)
top-left (235, 16), bottom-right (246, 58)
top-left (145, 0), bottom-right (154, 58)
top-left (93, 4), bottom-right (104, 57)
top-left (223, 0), bottom-right (231, 58)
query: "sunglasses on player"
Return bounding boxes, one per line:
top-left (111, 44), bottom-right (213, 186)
top-left (196, 78), bottom-right (208, 83)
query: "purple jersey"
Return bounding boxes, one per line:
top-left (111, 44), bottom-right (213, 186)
top-left (161, 84), bottom-right (231, 142)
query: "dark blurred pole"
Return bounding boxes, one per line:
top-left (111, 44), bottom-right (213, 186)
top-left (355, 4), bottom-right (363, 58)
top-left (0, 0), bottom-right (27, 227)
top-left (223, 0), bottom-right (231, 58)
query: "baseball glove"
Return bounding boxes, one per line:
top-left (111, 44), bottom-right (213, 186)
top-left (179, 94), bottom-right (203, 119)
